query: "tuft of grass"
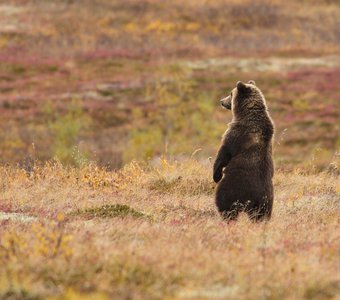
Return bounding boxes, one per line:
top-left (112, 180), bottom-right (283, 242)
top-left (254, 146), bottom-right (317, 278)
top-left (148, 177), bottom-right (182, 193)
top-left (148, 176), bottom-right (215, 196)
top-left (74, 204), bottom-right (151, 220)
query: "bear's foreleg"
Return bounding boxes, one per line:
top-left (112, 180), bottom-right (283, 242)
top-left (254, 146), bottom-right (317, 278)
top-left (213, 145), bottom-right (231, 183)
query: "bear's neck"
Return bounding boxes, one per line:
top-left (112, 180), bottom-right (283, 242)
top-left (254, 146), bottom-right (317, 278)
top-left (232, 109), bottom-right (273, 128)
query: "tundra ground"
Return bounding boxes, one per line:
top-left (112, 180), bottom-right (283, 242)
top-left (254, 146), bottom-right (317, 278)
top-left (1, 159), bottom-right (339, 299)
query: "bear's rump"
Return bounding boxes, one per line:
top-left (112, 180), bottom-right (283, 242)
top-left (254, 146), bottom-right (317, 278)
top-left (216, 161), bottom-right (273, 210)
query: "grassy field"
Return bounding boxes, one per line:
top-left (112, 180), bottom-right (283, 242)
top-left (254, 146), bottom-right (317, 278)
top-left (0, 0), bottom-right (340, 299)
top-left (0, 159), bottom-right (339, 299)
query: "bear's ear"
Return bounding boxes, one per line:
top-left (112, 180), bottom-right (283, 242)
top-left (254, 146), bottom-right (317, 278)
top-left (248, 80), bottom-right (256, 85)
top-left (236, 81), bottom-right (248, 92)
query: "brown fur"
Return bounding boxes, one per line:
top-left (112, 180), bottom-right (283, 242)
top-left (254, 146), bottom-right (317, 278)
top-left (213, 81), bottom-right (274, 221)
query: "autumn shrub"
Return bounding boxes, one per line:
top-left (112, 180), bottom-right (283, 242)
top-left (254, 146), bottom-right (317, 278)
top-left (44, 99), bottom-right (91, 166)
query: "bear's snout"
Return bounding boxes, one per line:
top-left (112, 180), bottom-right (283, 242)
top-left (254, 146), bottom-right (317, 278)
top-left (220, 96), bottom-right (231, 110)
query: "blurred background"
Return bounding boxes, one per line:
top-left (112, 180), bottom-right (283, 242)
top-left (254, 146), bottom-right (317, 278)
top-left (0, 0), bottom-right (339, 171)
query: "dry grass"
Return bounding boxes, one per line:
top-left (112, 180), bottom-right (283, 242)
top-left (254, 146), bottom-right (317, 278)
top-left (0, 159), bottom-right (339, 299)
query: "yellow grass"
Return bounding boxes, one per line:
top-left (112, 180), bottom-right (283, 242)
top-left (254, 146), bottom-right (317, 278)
top-left (0, 159), bottom-right (339, 299)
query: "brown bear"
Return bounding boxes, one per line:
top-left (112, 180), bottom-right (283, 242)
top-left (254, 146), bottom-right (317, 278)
top-left (213, 80), bottom-right (274, 221)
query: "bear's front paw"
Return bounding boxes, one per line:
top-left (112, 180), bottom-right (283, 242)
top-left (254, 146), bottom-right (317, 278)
top-left (213, 172), bottom-right (222, 183)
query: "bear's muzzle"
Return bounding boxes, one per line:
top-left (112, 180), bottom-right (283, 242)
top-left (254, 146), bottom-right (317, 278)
top-left (220, 96), bottom-right (231, 110)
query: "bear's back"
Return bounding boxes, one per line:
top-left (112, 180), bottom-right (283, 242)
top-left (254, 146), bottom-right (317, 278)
top-left (224, 118), bottom-right (274, 178)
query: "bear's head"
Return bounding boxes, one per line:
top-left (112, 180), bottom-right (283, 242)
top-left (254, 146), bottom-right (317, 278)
top-left (220, 80), bottom-right (267, 118)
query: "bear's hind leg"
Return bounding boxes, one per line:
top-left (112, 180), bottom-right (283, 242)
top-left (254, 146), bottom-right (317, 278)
top-left (219, 208), bottom-right (239, 221)
top-left (248, 200), bottom-right (273, 222)
top-left (217, 200), bottom-right (245, 221)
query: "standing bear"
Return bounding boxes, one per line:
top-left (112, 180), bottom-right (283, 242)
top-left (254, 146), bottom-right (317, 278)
top-left (213, 80), bottom-right (274, 221)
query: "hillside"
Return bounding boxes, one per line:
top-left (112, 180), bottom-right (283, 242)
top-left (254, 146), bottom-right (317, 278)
top-left (0, 0), bottom-right (339, 169)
